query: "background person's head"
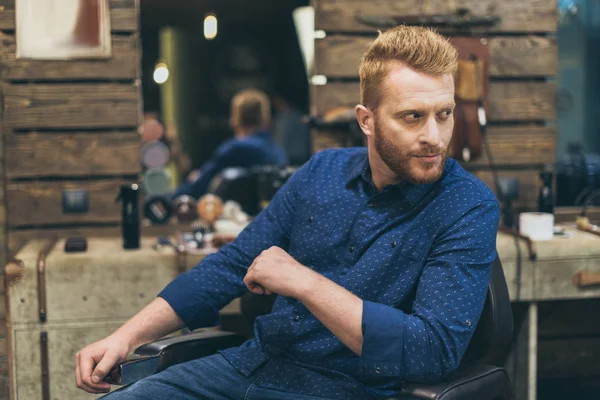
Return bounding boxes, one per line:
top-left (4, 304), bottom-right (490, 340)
top-left (356, 25), bottom-right (458, 185)
top-left (229, 89), bottom-right (272, 137)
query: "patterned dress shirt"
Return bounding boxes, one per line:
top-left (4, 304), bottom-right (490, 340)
top-left (159, 147), bottom-right (500, 399)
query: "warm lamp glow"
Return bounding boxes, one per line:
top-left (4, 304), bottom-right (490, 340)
top-left (204, 14), bottom-right (218, 40)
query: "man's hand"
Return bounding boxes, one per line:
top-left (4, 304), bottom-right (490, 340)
top-left (75, 334), bottom-right (131, 394)
top-left (244, 246), bottom-right (316, 298)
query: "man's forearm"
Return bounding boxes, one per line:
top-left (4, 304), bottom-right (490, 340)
top-left (296, 272), bottom-right (364, 355)
top-left (113, 297), bottom-right (185, 351)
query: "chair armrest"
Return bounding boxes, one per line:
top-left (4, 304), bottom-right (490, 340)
top-left (386, 365), bottom-right (514, 400)
top-left (105, 329), bottom-right (246, 386)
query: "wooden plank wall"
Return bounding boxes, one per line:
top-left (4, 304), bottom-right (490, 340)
top-left (310, 0), bottom-right (558, 211)
top-left (0, 0), bottom-right (142, 395)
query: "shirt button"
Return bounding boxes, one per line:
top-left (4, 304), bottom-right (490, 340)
top-left (375, 367), bottom-right (381, 374)
top-left (307, 216), bottom-right (313, 223)
top-left (349, 246), bottom-right (355, 253)
top-left (391, 241), bottom-right (397, 248)
top-left (293, 314), bottom-right (300, 322)
top-left (466, 319), bottom-right (472, 326)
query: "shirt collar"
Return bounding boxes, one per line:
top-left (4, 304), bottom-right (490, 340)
top-left (345, 148), bottom-right (450, 206)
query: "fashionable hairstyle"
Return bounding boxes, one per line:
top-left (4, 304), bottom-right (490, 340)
top-left (359, 25), bottom-right (458, 110)
top-left (230, 89), bottom-right (271, 129)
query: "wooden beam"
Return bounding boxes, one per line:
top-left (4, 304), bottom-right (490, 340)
top-left (312, 81), bottom-right (556, 121)
top-left (315, 35), bottom-right (557, 78)
top-left (472, 167), bottom-right (542, 211)
top-left (6, 179), bottom-right (130, 227)
top-left (0, 33), bottom-right (140, 81)
top-left (0, 0), bottom-right (138, 32)
top-left (315, 0), bottom-right (557, 33)
top-left (3, 83), bottom-right (140, 129)
top-left (466, 126), bottom-right (556, 167)
top-left (5, 132), bottom-right (141, 178)
top-left (312, 125), bottom-right (556, 167)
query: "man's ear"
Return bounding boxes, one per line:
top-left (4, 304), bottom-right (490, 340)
top-left (356, 104), bottom-right (374, 138)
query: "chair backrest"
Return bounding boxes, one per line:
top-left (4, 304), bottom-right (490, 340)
top-left (208, 166), bottom-right (294, 216)
top-left (460, 256), bottom-right (514, 366)
top-left (240, 255), bottom-right (513, 367)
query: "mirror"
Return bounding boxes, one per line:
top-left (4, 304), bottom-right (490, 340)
top-left (16, 0), bottom-right (111, 59)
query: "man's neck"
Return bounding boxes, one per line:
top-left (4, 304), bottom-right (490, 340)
top-left (234, 126), bottom-right (260, 139)
top-left (367, 145), bottom-right (401, 192)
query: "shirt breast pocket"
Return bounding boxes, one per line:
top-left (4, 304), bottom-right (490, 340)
top-left (394, 237), bottom-right (426, 263)
top-left (288, 211), bottom-right (339, 265)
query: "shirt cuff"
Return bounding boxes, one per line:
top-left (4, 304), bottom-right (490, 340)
top-left (360, 300), bottom-right (406, 377)
top-left (158, 273), bottom-right (220, 331)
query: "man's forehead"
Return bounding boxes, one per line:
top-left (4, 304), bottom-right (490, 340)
top-left (381, 65), bottom-right (455, 108)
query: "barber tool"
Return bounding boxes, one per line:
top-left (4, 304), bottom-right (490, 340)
top-left (140, 140), bottom-right (170, 169)
top-left (538, 167), bottom-right (554, 214)
top-left (143, 167), bottom-right (173, 197)
top-left (447, 38), bottom-right (489, 163)
top-left (575, 189), bottom-right (600, 237)
top-left (172, 195), bottom-right (198, 223)
top-left (140, 118), bottom-right (165, 142)
top-left (197, 194), bottom-right (224, 234)
top-left (116, 184), bottom-right (141, 249)
top-left (143, 196), bottom-right (173, 225)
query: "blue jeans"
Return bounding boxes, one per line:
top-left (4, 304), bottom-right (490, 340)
top-left (100, 354), bottom-right (346, 400)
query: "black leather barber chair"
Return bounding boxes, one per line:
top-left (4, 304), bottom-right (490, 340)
top-left (208, 166), bottom-right (295, 216)
top-left (108, 257), bottom-right (515, 400)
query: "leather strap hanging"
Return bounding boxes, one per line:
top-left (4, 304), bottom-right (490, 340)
top-left (448, 36), bottom-right (490, 163)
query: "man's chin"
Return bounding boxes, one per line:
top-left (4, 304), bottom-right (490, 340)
top-left (405, 164), bottom-right (444, 185)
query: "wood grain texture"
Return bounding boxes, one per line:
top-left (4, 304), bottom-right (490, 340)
top-left (312, 125), bottom-right (555, 167)
top-left (3, 83), bottom-right (140, 129)
top-left (312, 81), bottom-right (556, 121)
top-left (0, 33), bottom-right (139, 81)
top-left (472, 168), bottom-right (542, 211)
top-left (5, 132), bottom-right (141, 178)
top-left (466, 125), bottom-right (556, 167)
top-left (7, 223), bottom-right (190, 259)
top-left (0, 0), bottom-right (138, 32)
top-left (6, 179), bottom-right (129, 227)
top-left (314, 0), bottom-right (557, 33)
top-left (315, 35), bottom-right (557, 78)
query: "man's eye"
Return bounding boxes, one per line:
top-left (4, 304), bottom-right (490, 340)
top-left (439, 110), bottom-right (453, 119)
top-left (405, 113), bottom-right (421, 121)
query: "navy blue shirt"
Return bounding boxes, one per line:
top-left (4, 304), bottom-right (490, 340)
top-left (173, 130), bottom-right (287, 199)
top-left (159, 148), bottom-right (500, 399)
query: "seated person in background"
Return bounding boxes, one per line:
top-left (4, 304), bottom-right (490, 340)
top-left (76, 26), bottom-right (499, 400)
top-left (172, 89), bottom-right (288, 200)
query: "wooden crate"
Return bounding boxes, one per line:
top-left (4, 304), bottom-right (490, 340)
top-left (4, 237), bottom-right (209, 400)
top-left (310, 0), bottom-right (558, 212)
top-left (0, 0), bottom-right (139, 32)
top-left (0, 1), bottom-right (142, 396)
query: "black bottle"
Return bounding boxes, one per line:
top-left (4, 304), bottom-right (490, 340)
top-left (538, 170), bottom-right (554, 214)
top-left (116, 184), bottom-right (140, 249)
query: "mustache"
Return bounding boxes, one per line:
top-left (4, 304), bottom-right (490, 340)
top-left (413, 147), bottom-right (446, 157)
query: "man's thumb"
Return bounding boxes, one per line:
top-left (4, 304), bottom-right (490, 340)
top-left (92, 353), bottom-right (118, 383)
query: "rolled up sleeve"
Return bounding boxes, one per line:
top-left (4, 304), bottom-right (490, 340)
top-left (359, 200), bottom-right (500, 383)
top-left (159, 158), bottom-right (313, 330)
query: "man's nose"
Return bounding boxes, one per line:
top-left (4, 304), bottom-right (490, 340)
top-left (420, 117), bottom-right (442, 147)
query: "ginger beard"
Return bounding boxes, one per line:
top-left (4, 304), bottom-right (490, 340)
top-left (373, 115), bottom-right (448, 185)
